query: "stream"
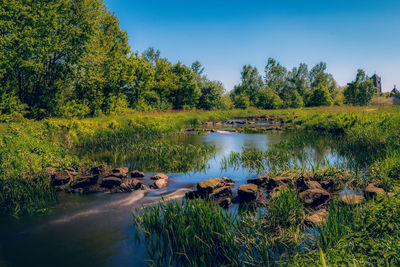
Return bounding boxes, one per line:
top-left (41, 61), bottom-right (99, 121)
top-left (0, 130), bottom-right (345, 267)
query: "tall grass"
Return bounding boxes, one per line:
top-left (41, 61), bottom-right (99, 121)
top-left (133, 189), bottom-right (307, 266)
top-left (0, 175), bottom-right (56, 216)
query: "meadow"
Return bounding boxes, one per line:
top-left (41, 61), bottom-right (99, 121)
top-left (2, 105), bottom-right (400, 265)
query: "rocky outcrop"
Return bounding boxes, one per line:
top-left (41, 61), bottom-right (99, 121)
top-left (49, 166), bottom-right (150, 194)
top-left (70, 175), bottom-right (99, 189)
top-left (238, 184), bottom-right (259, 202)
top-left (151, 173), bottom-right (168, 180)
top-left (51, 170), bottom-right (72, 186)
top-left (131, 170), bottom-right (145, 178)
top-left (300, 188), bottom-right (331, 208)
top-left (364, 183), bottom-right (386, 198)
top-left (100, 176), bottom-right (122, 188)
top-left (186, 177), bottom-right (235, 207)
top-left (153, 179), bottom-right (168, 189)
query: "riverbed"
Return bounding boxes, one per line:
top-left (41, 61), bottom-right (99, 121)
top-left (0, 130), bottom-right (345, 266)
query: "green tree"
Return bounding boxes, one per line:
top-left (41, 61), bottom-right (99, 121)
top-left (169, 63), bottom-right (200, 109)
top-left (197, 81), bottom-right (224, 110)
top-left (233, 93), bottom-right (250, 109)
top-left (344, 69), bottom-right (376, 106)
top-left (255, 87), bottom-right (283, 109)
top-left (1, 0), bottom-right (101, 117)
top-left (306, 84), bottom-right (333, 107)
top-left (264, 58), bottom-right (288, 95)
top-left (233, 65), bottom-right (263, 105)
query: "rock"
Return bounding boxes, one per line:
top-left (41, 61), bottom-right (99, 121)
top-left (300, 188), bottom-right (331, 208)
top-left (70, 175), bottom-right (98, 189)
top-left (319, 179), bottom-right (343, 193)
top-left (305, 180), bottom-right (322, 190)
top-left (154, 179), bottom-right (168, 189)
top-left (339, 194), bottom-right (365, 205)
top-left (51, 170), bottom-right (72, 186)
top-left (222, 177), bottom-right (235, 187)
top-left (112, 167), bottom-right (129, 178)
top-left (305, 209), bottom-right (328, 226)
top-left (90, 165), bottom-right (109, 175)
top-left (238, 184), bottom-right (259, 202)
top-left (100, 177), bottom-right (122, 188)
top-left (248, 177), bottom-right (266, 187)
top-left (131, 170), bottom-right (145, 178)
top-left (151, 173), bottom-right (168, 180)
top-left (119, 179), bottom-right (142, 192)
top-left (218, 198), bottom-right (231, 208)
top-left (210, 186), bottom-right (232, 200)
top-left (269, 185), bottom-right (287, 199)
top-left (197, 178), bottom-right (225, 194)
top-left (266, 177), bottom-right (292, 190)
top-left (365, 183), bottom-right (386, 198)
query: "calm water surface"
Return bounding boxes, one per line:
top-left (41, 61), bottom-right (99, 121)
top-left (0, 131), bottom-right (343, 267)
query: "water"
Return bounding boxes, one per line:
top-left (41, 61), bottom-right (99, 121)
top-left (0, 131), bottom-right (344, 267)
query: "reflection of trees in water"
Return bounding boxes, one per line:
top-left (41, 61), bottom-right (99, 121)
top-left (78, 134), bottom-right (215, 173)
top-left (221, 131), bottom-right (375, 174)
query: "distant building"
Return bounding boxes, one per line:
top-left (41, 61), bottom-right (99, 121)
top-left (371, 74), bottom-right (382, 93)
top-left (391, 85), bottom-right (399, 95)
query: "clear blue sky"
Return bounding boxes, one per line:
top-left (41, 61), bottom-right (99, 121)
top-left (105, 0), bottom-right (400, 92)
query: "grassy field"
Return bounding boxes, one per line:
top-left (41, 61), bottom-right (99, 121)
top-left (2, 105), bottom-right (400, 265)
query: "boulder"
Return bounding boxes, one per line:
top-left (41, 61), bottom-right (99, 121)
top-left (70, 175), bottom-right (98, 189)
top-left (197, 178), bottom-right (225, 194)
top-left (154, 179), bottom-right (168, 189)
top-left (131, 170), bottom-right (145, 178)
top-left (111, 167), bottom-right (129, 178)
top-left (52, 170), bottom-right (72, 186)
top-left (90, 165), bottom-right (109, 175)
top-left (300, 188), bottom-right (331, 208)
top-left (151, 173), bottom-right (168, 180)
top-left (210, 186), bottom-right (232, 200)
top-left (365, 183), bottom-right (386, 198)
top-left (222, 177), bottom-right (235, 187)
top-left (100, 177), bottom-right (122, 188)
top-left (218, 198), bottom-right (231, 208)
top-left (305, 180), bottom-right (322, 190)
top-left (269, 185), bottom-right (287, 199)
top-left (120, 179), bottom-right (142, 192)
top-left (238, 184), bottom-right (259, 202)
top-left (266, 177), bottom-right (292, 190)
top-left (339, 194), bottom-right (365, 205)
top-left (319, 179), bottom-right (343, 193)
top-left (305, 209), bottom-right (328, 226)
top-left (247, 177), bottom-right (266, 187)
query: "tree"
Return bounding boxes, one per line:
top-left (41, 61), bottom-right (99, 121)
top-left (233, 93), bottom-right (250, 109)
top-left (306, 84), bottom-right (333, 107)
top-left (255, 87), bottom-right (283, 109)
top-left (233, 65), bottom-right (263, 105)
top-left (264, 58), bottom-right (288, 95)
top-left (287, 63), bottom-right (310, 97)
top-left (0, 0), bottom-right (102, 117)
top-left (197, 81), bottom-right (224, 110)
top-left (169, 63), bottom-right (200, 109)
top-left (344, 69), bottom-right (376, 106)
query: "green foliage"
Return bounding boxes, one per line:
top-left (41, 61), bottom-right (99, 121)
top-left (255, 87), bottom-right (283, 109)
top-left (306, 84), bottom-right (333, 107)
top-left (0, 175), bottom-right (56, 216)
top-left (344, 69), bottom-right (376, 106)
top-left (233, 93), bottom-right (250, 109)
top-left (197, 80), bottom-right (225, 110)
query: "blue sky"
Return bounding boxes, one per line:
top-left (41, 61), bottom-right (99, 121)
top-left (104, 0), bottom-right (400, 92)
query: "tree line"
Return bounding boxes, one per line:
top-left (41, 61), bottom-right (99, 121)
top-left (230, 59), bottom-right (376, 109)
top-left (0, 0), bottom-right (377, 119)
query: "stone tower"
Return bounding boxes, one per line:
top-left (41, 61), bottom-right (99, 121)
top-left (371, 74), bottom-right (382, 93)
